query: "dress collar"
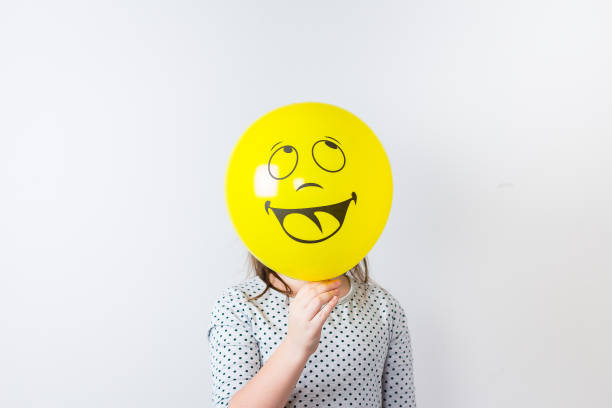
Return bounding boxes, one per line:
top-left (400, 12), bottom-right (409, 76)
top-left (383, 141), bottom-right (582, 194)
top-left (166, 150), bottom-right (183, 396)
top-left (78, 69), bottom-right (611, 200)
top-left (336, 273), bottom-right (355, 305)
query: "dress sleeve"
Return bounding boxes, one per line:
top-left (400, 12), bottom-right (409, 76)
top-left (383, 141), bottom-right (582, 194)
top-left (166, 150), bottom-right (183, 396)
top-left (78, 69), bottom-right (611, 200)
top-left (207, 289), bottom-right (261, 407)
top-left (381, 295), bottom-right (417, 407)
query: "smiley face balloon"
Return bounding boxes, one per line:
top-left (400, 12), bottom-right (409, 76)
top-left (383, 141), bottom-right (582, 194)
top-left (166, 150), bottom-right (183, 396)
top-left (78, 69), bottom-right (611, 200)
top-left (225, 102), bottom-right (393, 281)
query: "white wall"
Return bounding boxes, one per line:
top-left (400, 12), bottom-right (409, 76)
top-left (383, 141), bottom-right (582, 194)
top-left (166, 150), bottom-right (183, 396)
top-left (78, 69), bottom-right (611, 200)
top-left (1, 1), bottom-right (611, 407)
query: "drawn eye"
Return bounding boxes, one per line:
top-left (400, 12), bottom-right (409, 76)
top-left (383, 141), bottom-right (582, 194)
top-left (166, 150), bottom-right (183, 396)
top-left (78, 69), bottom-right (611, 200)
top-left (268, 145), bottom-right (298, 179)
top-left (312, 139), bottom-right (345, 172)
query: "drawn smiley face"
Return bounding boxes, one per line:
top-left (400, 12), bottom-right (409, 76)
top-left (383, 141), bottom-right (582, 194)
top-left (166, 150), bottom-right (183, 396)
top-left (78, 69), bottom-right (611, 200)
top-left (264, 137), bottom-right (356, 244)
top-left (225, 102), bottom-right (393, 281)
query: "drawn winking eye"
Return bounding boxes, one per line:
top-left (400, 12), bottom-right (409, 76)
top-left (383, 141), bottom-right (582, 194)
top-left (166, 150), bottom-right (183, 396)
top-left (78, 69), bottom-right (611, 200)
top-left (268, 145), bottom-right (298, 179)
top-left (312, 139), bottom-right (345, 172)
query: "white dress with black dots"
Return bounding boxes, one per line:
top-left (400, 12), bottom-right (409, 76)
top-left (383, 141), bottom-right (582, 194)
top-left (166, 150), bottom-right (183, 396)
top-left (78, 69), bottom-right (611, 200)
top-left (207, 274), bottom-right (416, 407)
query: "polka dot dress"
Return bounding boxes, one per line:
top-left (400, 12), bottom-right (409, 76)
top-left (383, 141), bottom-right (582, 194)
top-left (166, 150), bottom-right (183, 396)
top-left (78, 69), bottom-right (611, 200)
top-left (207, 274), bottom-right (416, 407)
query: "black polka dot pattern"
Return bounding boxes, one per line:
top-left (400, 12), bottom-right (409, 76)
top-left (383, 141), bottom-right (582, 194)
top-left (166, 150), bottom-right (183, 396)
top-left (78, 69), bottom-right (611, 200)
top-left (207, 274), bottom-right (416, 407)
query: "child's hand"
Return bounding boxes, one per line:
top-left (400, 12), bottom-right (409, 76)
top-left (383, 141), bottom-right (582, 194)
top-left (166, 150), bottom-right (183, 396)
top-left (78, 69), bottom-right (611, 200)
top-left (285, 279), bottom-right (341, 357)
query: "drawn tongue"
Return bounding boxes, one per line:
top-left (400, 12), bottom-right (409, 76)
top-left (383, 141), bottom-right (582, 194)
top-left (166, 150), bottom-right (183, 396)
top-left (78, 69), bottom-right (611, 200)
top-left (300, 208), bottom-right (323, 232)
top-left (264, 193), bottom-right (357, 242)
top-left (269, 198), bottom-right (353, 234)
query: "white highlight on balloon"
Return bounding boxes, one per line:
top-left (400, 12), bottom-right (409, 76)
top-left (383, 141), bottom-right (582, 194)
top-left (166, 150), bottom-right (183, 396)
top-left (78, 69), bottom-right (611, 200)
top-left (293, 177), bottom-right (304, 191)
top-left (254, 164), bottom-right (278, 197)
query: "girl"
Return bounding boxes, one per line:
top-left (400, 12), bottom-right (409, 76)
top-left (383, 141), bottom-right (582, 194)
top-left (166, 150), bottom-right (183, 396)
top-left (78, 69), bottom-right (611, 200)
top-left (207, 254), bottom-right (416, 407)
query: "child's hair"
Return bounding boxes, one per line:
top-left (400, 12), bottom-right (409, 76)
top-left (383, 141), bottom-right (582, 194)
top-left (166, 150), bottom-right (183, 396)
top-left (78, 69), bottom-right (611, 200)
top-left (247, 253), bottom-right (369, 300)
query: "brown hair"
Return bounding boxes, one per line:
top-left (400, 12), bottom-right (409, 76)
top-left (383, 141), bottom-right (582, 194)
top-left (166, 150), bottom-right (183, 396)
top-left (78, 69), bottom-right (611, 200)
top-left (247, 253), bottom-right (369, 300)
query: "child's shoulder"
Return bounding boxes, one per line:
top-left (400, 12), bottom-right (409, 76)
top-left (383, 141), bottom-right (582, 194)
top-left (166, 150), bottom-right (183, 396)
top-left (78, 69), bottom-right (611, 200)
top-left (353, 278), bottom-right (405, 312)
top-left (215, 276), bottom-right (267, 305)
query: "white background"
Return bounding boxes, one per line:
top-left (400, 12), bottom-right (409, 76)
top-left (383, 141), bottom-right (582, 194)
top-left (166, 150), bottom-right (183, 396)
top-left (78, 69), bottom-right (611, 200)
top-left (1, 1), bottom-right (611, 407)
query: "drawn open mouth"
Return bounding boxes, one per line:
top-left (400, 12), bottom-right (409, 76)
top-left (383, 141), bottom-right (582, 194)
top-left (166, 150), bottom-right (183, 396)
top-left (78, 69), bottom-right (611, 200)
top-left (265, 192), bottom-right (357, 243)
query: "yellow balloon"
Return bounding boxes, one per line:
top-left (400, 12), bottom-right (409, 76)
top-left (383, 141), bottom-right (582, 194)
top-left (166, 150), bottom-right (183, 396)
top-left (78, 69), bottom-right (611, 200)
top-left (225, 102), bottom-right (393, 281)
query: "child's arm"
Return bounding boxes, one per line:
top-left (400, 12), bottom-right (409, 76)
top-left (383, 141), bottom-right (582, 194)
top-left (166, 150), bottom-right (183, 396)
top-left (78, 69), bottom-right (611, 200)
top-left (227, 279), bottom-right (340, 408)
top-left (208, 288), bottom-right (262, 406)
top-left (381, 296), bottom-right (417, 407)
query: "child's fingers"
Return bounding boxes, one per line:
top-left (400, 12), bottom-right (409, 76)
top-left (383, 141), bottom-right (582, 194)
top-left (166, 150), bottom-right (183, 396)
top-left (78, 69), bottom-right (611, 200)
top-left (312, 295), bottom-right (338, 327)
top-left (304, 290), bottom-right (338, 320)
top-left (295, 280), bottom-right (341, 305)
